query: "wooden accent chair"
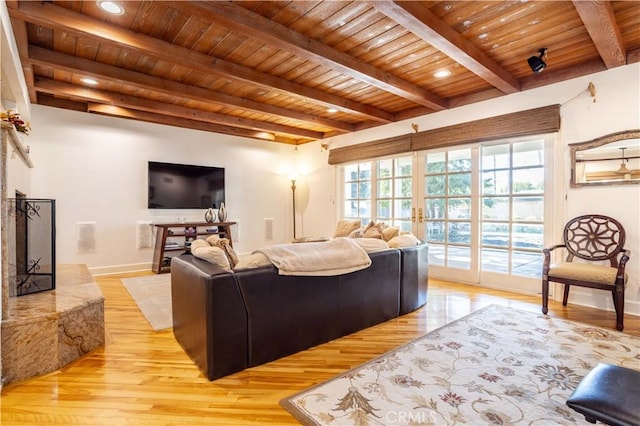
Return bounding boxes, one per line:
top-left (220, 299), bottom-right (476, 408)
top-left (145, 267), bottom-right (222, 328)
top-left (542, 214), bottom-right (630, 331)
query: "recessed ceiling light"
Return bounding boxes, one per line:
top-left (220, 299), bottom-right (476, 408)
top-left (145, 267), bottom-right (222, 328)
top-left (98, 1), bottom-right (124, 15)
top-left (81, 78), bottom-right (99, 86)
top-left (434, 70), bottom-right (451, 78)
top-left (327, 108), bottom-right (338, 113)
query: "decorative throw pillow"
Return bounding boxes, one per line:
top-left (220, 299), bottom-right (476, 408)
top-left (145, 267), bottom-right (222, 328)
top-left (334, 219), bottom-right (362, 238)
top-left (234, 252), bottom-right (272, 270)
top-left (192, 245), bottom-right (231, 271)
top-left (348, 227), bottom-right (365, 238)
top-left (208, 237), bottom-right (239, 268)
top-left (363, 222), bottom-right (384, 239)
top-left (382, 226), bottom-right (400, 242)
top-left (190, 238), bottom-right (210, 251)
top-left (205, 235), bottom-right (221, 245)
top-left (388, 233), bottom-right (421, 248)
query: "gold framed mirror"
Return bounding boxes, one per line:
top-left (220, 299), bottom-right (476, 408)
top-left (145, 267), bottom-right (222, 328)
top-left (570, 130), bottom-right (640, 188)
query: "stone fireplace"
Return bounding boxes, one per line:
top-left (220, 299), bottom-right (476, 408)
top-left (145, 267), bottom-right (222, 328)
top-left (1, 123), bottom-right (105, 385)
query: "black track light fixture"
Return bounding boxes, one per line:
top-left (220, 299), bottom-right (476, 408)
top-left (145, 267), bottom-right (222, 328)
top-left (527, 48), bottom-right (547, 73)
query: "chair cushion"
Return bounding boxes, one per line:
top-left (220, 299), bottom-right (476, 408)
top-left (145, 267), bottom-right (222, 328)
top-left (549, 262), bottom-right (628, 285)
top-left (566, 363), bottom-right (640, 426)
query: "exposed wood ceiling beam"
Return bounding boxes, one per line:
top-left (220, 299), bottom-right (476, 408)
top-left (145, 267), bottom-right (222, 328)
top-left (8, 16), bottom-right (36, 103)
top-left (169, 1), bottom-right (448, 111)
top-left (572, 0), bottom-right (626, 68)
top-left (34, 78), bottom-right (322, 140)
top-left (10, 1), bottom-right (392, 124)
top-left (370, 1), bottom-right (520, 94)
top-left (88, 104), bottom-right (283, 143)
top-left (27, 46), bottom-right (350, 134)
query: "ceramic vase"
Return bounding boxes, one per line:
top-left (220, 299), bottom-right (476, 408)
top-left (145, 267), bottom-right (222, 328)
top-left (217, 202), bottom-right (227, 222)
top-left (204, 208), bottom-right (215, 223)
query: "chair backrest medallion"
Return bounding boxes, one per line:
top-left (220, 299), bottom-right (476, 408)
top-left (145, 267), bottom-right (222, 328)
top-left (563, 214), bottom-right (626, 266)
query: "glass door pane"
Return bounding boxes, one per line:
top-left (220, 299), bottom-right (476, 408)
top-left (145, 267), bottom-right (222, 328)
top-left (422, 148), bottom-right (474, 276)
top-left (377, 156), bottom-right (413, 231)
top-left (480, 138), bottom-right (546, 292)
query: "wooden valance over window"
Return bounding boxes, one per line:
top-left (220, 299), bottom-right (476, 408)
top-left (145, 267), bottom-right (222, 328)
top-left (328, 104), bottom-right (560, 165)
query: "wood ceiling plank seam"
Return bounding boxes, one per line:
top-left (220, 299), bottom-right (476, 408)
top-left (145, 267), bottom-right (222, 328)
top-left (287, 1), bottom-right (353, 36)
top-left (312, 6), bottom-right (382, 47)
top-left (573, 0), bottom-right (627, 68)
top-left (221, 36), bottom-right (270, 66)
top-left (170, 15), bottom-right (211, 47)
top-left (152, 6), bottom-right (186, 40)
top-left (371, 1), bottom-right (520, 95)
top-left (457, 4), bottom-right (567, 49)
top-left (52, 28), bottom-right (77, 56)
top-left (326, 10), bottom-right (388, 48)
top-left (446, 1), bottom-right (540, 36)
top-left (260, 54), bottom-right (308, 78)
top-left (74, 35), bottom-right (100, 62)
top-left (34, 78), bottom-right (326, 139)
top-left (181, 1), bottom-right (448, 110)
top-left (616, 10), bottom-right (640, 41)
top-left (431, 0), bottom-right (489, 22)
top-left (26, 46), bottom-right (354, 133)
top-left (13, 1), bottom-right (393, 123)
top-left (242, 45), bottom-right (290, 71)
top-left (289, 64), bottom-right (339, 87)
top-left (129, 1), bottom-right (166, 38)
top-left (266, 0), bottom-right (317, 26)
top-left (158, 9), bottom-right (190, 45)
top-left (337, 15), bottom-right (402, 50)
top-left (369, 39), bottom-right (436, 71)
top-left (190, 15), bottom-right (250, 57)
top-left (346, 27), bottom-right (419, 65)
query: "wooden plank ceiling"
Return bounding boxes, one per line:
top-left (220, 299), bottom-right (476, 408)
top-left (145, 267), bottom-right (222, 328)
top-left (6, 1), bottom-right (640, 145)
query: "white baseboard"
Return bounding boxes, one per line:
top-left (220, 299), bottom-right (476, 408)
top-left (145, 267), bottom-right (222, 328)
top-left (90, 262), bottom-right (152, 276)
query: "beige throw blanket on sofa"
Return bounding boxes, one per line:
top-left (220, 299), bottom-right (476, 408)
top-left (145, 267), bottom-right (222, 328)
top-left (254, 237), bottom-right (372, 276)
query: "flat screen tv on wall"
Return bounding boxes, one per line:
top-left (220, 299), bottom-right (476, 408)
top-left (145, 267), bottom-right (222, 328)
top-left (148, 161), bottom-right (225, 209)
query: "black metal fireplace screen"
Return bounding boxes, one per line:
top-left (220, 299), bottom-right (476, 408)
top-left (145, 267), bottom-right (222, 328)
top-left (8, 198), bottom-right (56, 296)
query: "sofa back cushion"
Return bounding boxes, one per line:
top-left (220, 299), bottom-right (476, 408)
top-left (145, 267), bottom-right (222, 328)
top-left (333, 219), bottom-right (362, 237)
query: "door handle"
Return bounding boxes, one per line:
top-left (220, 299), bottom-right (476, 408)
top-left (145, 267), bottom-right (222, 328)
top-left (418, 207), bottom-right (423, 223)
top-left (411, 207), bottom-right (416, 223)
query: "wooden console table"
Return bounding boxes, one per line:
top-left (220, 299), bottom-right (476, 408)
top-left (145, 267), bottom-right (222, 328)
top-left (151, 222), bottom-right (236, 273)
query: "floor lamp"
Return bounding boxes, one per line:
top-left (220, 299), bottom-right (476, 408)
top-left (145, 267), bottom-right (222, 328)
top-left (290, 178), bottom-right (297, 239)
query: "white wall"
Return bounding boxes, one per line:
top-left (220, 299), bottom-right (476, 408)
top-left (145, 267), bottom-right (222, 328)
top-left (27, 106), bottom-right (299, 274)
top-left (310, 63), bottom-right (640, 315)
top-left (11, 59), bottom-right (640, 314)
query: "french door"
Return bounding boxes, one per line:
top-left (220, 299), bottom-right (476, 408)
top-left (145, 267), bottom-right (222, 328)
top-left (415, 135), bottom-right (553, 293)
top-left (338, 134), bottom-right (554, 293)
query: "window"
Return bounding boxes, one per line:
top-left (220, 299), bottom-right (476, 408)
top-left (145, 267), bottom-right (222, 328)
top-left (377, 157), bottom-right (413, 231)
top-left (342, 156), bottom-right (413, 228)
top-left (343, 162), bottom-right (371, 223)
top-left (480, 139), bottom-right (545, 277)
top-left (423, 149), bottom-right (473, 269)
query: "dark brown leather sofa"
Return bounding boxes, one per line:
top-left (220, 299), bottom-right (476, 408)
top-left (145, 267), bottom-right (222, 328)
top-left (171, 243), bottom-right (428, 381)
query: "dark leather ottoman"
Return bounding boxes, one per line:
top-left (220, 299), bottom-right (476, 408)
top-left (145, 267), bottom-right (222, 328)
top-left (566, 363), bottom-right (640, 426)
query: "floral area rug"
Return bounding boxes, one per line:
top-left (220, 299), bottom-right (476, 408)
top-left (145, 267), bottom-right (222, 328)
top-left (280, 304), bottom-right (639, 425)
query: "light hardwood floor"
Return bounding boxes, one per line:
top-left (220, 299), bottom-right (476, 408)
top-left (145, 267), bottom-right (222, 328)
top-left (1, 273), bottom-right (638, 425)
